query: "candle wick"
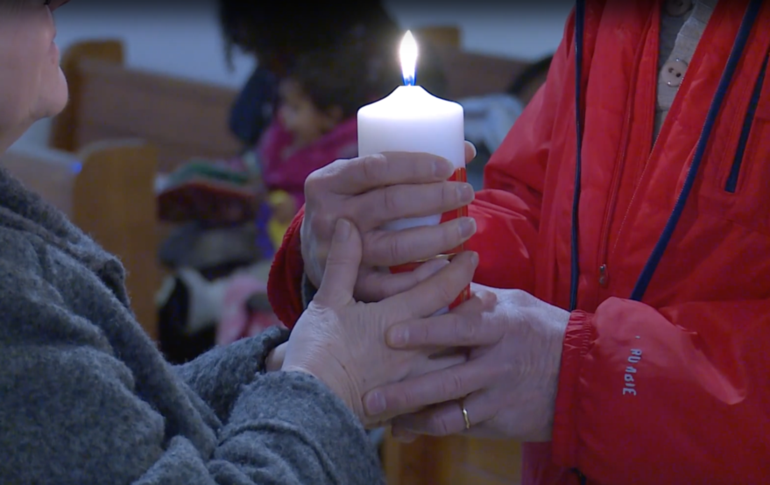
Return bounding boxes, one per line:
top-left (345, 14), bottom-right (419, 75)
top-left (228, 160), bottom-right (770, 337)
top-left (403, 75), bottom-right (415, 87)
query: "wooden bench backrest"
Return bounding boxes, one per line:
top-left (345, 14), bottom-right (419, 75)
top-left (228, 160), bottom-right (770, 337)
top-left (72, 59), bottom-right (241, 173)
top-left (435, 46), bottom-right (528, 99)
top-left (50, 39), bottom-right (240, 173)
top-left (416, 26), bottom-right (529, 98)
top-left (1, 141), bottom-right (160, 340)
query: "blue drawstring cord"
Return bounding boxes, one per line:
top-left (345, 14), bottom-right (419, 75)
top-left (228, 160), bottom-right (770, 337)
top-left (569, 0), bottom-right (587, 477)
top-left (569, 0), bottom-right (586, 312)
top-left (725, 53), bottom-right (768, 193)
top-left (630, 0), bottom-right (762, 300)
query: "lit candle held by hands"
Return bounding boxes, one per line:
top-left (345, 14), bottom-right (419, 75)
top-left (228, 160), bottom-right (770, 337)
top-left (357, 31), bottom-right (470, 310)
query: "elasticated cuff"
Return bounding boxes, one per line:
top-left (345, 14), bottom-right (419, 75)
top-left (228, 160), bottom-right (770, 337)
top-left (551, 310), bottom-right (595, 468)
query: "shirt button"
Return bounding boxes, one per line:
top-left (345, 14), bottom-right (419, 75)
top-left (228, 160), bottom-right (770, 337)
top-left (662, 58), bottom-right (688, 87)
top-left (665, 0), bottom-right (693, 16)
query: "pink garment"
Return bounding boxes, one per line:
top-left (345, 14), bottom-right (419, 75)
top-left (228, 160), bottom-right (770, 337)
top-left (217, 274), bottom-right (283, 346)
top-left (257, 116), bottom-right (358, 209)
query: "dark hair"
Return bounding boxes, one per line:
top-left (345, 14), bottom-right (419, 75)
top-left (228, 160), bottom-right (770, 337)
top-left (288, 45), bottom-right (374, 119)
top-left (216, 0), bottom-right (447, 97)
top-left (218, 0), bottom-right (393, 70)
top-left (507, 55), bottom-right (554, 97)
top-left (290, 35), bottom-right (450, 120)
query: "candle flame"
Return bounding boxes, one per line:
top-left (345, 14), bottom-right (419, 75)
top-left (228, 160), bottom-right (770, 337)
top-left (400, 30), bottom-right (418, 86)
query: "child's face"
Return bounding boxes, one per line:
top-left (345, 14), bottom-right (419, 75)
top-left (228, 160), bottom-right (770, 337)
top-left (278, 79), bottom-right (338, 147)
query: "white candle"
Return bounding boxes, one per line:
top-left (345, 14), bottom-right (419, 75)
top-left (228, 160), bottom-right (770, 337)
top-left (356, 31), bottom-right (470, 311)
top-left (357, 31), bottom-right (466, 232)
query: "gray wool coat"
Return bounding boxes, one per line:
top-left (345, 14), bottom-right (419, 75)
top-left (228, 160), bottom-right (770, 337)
top-left (0, 168), bottom-right (383, 484)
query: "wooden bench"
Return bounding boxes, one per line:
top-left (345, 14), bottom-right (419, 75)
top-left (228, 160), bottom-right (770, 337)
top-left (50, 39), bottom-right (241, 174)
top-left (0, 141), bottom-right (160, 340)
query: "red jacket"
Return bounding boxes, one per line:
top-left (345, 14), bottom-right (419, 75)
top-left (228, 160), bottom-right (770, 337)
top-left (268, 0), bottom-right (770, 483)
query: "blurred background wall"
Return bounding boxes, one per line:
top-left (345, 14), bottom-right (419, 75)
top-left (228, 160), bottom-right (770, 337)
top-left (12, 0), bottom-right (572, 149)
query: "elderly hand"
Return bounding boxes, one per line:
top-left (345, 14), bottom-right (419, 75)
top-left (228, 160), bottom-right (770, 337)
top-left (282, 219), bottom-right (478, 427)
top-left (300, 143), bottom-right (477, 302)
top-left (362, 285), bottom-right (570, 441)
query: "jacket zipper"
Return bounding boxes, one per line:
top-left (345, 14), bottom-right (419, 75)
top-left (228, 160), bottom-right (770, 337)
top-left (725, 53), bottom-right (768, 193)
top-left (595, 20), bottom-right (652, 292)
top-left (595, 120), bottom-right (630, 291)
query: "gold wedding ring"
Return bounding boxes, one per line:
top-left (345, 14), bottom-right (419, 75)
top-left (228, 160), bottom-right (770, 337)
top-left (460, 400), bottom-right (471, 430)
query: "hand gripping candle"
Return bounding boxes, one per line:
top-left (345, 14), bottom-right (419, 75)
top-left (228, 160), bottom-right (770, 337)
top-left (357, 31), bottom-right (470, 311)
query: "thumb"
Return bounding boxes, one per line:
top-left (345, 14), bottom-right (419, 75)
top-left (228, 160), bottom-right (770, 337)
top-left (313, 219), bottom-right (362, 308)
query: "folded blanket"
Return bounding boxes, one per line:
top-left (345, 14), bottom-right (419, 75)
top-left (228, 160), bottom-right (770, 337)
top-left (157, 154), bottom-right (264, 224)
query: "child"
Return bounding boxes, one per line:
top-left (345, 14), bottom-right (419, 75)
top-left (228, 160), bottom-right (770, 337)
top-left (218, 0), bottom-right (447, 146)
top-left (157, 44), bottom-right (372, 239)
top-left (214, 43), bottom-right (380, 345)
top-left (256, 44), bottom-right (372, 247)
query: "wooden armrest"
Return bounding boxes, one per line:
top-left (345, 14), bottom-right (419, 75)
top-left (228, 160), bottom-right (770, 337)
top-left (1, 140), bottom-right (160, 340)
top-left (1, 146), bottom-right (81, 216)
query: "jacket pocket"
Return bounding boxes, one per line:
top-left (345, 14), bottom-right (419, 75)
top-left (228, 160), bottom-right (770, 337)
top-left (699, 58), bottom-right (770, 238)
top-left (725, 54), bottom-right (769, 193)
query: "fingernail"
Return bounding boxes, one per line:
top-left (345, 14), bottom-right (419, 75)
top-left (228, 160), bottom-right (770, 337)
top-left (365, 391), bottom-right (386, 415)
top-left (457, 183), bottom-right (474, 203)
top-left (388, 326), bottom-right (409, 347)
top-left (467, 142), bottom-right (477, 159)
top-left (334, 219), bottom-right (351, 241)
top-left (459, 217), bottom-right (476, 239)
top-left (434, 159), bottom-right (453, 178)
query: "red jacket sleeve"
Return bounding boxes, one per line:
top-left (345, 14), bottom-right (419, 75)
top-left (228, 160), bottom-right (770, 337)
top-left (267, 207), bottom-right (305, 327)
top-left (466, 11), bottom-right (575, 291)
top-left (467, 90), bottom-right (551, 292)
top-left (553, 298), bottom-right (770, 483)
